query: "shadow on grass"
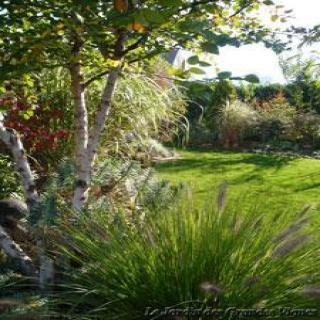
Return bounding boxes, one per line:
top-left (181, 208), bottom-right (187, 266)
top-left (156, 149), bottom-right (297, 188)
top-left (157, 151), bottom-right (293, 173)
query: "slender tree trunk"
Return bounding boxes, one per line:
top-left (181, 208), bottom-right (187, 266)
top-left (71, 32), bottom-right (125, 210)
top-left (72, 68), bottom-right (120, 210)
top-left (87, 67), bottom-right (120, 165)
top-left (0, 225), bottom-right (35, 275)
top-left (70, 44), bottom-right (90, 210)
top-left (0, 118), bottom-right (39, 277)
top-left (0, 101), bottom-right (53, 288)
top-left (87, 31), bottom-right (126, 167)
top-left (0, 122), bottom-right (38, 208)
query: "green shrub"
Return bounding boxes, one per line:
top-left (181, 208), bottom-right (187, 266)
top-left (1, 69), bottom-right (74, 174)
top-left (0, 154), bottom-right (21, 199)
top-left (236, 82), bottom-right (255, 102)
top-left (56, 192), bottom-right (320, 319)
top-left (88, 158), bottom-right (183, 218)
top-left (255, 94), bottom-right (320, 148)
top-left (289, 112), bottom-right (320, 147)
top-left (255, 94), bottom-right (297, 143)
top-left (2, 68), bottom-right (186, 178)
top-left (253, 84), bottom-right (285, 102)
top-left (188, 122), bottom-right (216, 146)
top-left (184, 80), bottom-right (237, 144)
top-left (218, 100), bottom-right (258, 147)
top-left (184, 73), bottom-right (320, 148)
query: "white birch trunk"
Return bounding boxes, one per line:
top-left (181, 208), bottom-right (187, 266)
top-left (72, 68), bottom-right (120, 210)
top-left (0, 98), bottom-right (53, 288)
top-left (0, 106), bottom-right (37, 276)
top-left (0, 225), bottom-right (35, 275)
top-left (71, 30), bottom-right (126, 210)
top-left (70, 59), bottom-right (90, 210)
top-left (0, 121), bottom-right (38, 207)
top-left (87, 68), bottom-right (120, 166)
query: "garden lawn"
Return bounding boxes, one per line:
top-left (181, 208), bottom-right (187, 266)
top-left (156, 148), bottom-right (320, 212)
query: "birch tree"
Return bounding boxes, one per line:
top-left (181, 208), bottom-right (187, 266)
top-left (1, 0), bottom-right (276, 210)
top-left (0, 0), bottom-right (276, 280)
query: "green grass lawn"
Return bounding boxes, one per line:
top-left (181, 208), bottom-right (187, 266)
top-left (156, 148), bottom-right (320, 212)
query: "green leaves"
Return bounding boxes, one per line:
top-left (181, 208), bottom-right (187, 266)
top-left (187, 56), bottom-right (200, 65)
top-left (218, 71), bottom-right (232, 79)
top-left (244, 74), bottom-right (260, 83)
top-left (0, 0), bottom-right (270, 87)
top-left (199, 61), bottom-right (211, 67)
top-left (201, 32), bottom-right (241, 56)
top-left (187, 55), bottom-right (211, 67)
top-left (187, 67), bottom-right (206, 75)
top-left (19, 109), bottom-right (35, 120)
top-left (146, 11), bottom-right (165, 25)
top-left (159, 0), bottom-right (183, 7)
top-left (137, 9), bottom-right (166, 25)
top-left (263, 0), bottom-right (275, 5)
top-left (201, 42), bottom-right (219, 54)
top-left (178, 20), bottom-right (208, 33)
top-left (216, 72), bottom-right (260, 83)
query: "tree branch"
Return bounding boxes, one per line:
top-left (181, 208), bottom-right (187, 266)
top-left (82, 70), bottom-right (111, 89)
top-left (114, 30), bottom-right (128, 59)
top-left (83, 34), bottom-right (146, 88)
top-left (120, 34), bottom-right (149, 56)
top-left (229, 0), bottom-right (257, 19)
top-left (128, 49), bottom-right (161, 65)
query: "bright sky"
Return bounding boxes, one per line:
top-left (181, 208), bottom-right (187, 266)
top-left (216, 0), bottom-right (320, 83)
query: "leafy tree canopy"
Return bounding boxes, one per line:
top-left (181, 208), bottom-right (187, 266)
top-left (0, 0), bottom-right (276, 82)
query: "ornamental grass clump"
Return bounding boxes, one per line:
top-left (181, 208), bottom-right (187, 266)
top-left (56, 189), bottom-right (320, 319)
top-left (218, 100), bottom-right (259, 147)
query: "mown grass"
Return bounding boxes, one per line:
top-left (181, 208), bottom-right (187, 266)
top-left (156, 148), bottom-right (320, 212)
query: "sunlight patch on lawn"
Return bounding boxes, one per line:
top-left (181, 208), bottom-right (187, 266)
top-left (156, 149), bottom-right (320, 212)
